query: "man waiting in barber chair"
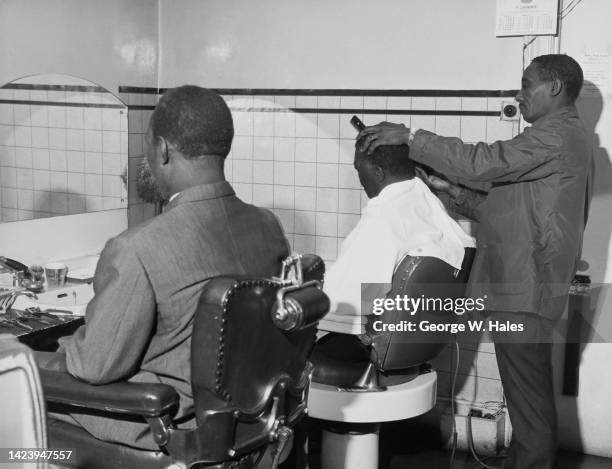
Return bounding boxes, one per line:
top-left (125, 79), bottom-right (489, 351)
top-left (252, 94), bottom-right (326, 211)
top-left (36, 85), bottom-right (290, 449)
top-left (322, 143), bottom-right (475, 325)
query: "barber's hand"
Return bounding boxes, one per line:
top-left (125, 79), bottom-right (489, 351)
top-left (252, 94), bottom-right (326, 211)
top-left (415, 166), bottom-right (453, 194)
top-left (356, 122), bottom-right (410, 154)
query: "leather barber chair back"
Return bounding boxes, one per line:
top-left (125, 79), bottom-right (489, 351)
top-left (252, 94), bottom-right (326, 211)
top-left (366, 246), bottom-right (476, 373)
top-left (308, 247), bottom-right (476, 469)
top-left (41, 254), bottom-right (329, 469)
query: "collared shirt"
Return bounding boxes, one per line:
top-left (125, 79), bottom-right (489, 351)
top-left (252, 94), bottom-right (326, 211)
top-left (410, 105), bottom-right (592, 318)
top-left (323, 178), bottom-right (475, 316)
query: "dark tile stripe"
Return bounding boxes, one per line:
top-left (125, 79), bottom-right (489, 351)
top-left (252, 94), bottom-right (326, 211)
top-left (0, 99), bottom-right (125, 109)
top-left (119, 85), bottom-right (518, 98)
top-left (2, 83), bottom-right (109, 93)
top-left (127, 104), bottom-right (498, 117)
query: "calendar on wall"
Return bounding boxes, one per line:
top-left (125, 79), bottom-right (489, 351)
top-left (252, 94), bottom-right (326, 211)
top-left (495, 0), bottom-right (559, 37)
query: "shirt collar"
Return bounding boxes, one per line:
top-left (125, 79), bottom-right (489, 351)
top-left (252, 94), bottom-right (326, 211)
top-left (365, 179), bottom-right (417, 210)
top-left (165, 181), bottom-right (235, 211)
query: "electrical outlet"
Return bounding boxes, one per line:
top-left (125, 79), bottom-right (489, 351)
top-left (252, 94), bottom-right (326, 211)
top-left (500, 100), bottom-right (520, 121)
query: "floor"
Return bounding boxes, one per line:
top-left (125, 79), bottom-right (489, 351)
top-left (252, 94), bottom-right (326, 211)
top-left (291, 418), bottom-right (612, 469)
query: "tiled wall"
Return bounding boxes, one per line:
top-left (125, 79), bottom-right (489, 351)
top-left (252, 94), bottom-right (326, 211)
top-left (0, 76), bottom-right (128, 222)
top-left (122, 87), bottom-right (519, 406)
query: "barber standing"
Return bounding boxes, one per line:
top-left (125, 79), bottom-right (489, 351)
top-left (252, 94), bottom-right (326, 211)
top-left (358, 54), bottom-right (591, 469)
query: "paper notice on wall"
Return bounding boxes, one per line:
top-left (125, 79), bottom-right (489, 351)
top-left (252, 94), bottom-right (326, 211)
top-left (580, 51), bottom-right (610, 98)
top-left (495, 0), bottom-right (559, 37)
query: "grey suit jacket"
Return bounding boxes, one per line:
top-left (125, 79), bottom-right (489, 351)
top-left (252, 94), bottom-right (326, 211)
top-left (54, 181), bottom-right (290, 448)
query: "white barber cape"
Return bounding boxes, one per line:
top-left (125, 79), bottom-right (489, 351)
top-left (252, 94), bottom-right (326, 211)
top-left (323, 178), bottom-right (475, 320)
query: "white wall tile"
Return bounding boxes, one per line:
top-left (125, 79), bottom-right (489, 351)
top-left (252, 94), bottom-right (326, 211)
top-left (316, 236), bottom-right (337, 260)
top-left (295, 210), bottom-right (316, 235)
top-left (0, 104), bottom-right (13, 125)
top-left (30, 105), bottom-right (49, 127)
top-left (253, 160), bottom-right (273, 184)
top-left (85, 173), bottom-right (102, 196)
top-left (435, 97), bottom-right (461, 111)
top-left (274, 207), bottom-right (294, 232)
top-left (295, 113), bottom-right (318, 137)
top-left (274, 112), bottom-right (295, 137)
top-left (49, 150), bottom-right (67, 172)
top-left (0, 146), bottom-right (16, 166)
top-left (233, 111), bottom-right (253, 136)
top-left (232, 136), bottom-right (253, 159)
top-left (316, 187), bottom-right (338, 212)
top-left (316, 138), bottom-right (339, 163)
top-left (274, 185), bottom-right (294, 210)
top-left (316, 211), bottom-right (338, 236)
top-left (252, 183), bottom-right (274, 208)
top-left (0, 167), bottom-right (17, 187)
top-left (294, 162), bottom-right (316, 187)
top-left (50, 192), bottom-right (68, 215)
top-left (435, 116), bottom-right (461, 137)
top-left (84, 152), bottom-right (102, 174)
top-left (316, 163), bottom-right (338, 188)
top-left (14, 126), bottom-right (32, 147)
top-left (338, 213), bottom-right (360, 237)
top-left (317, 114), bottom-right (340, 139)
top-left (31, 126), bottom-right (49, 148)
top-left (295, 138), bottom-right (316, 162)
top-left (253, 112), bottom-right (274, 136)
top-left (15, 147), bottom-right (33, 168)
top-left (233, 160), bottom-right (253, 183)
top-left (295, 96), bottom-right (317, 108)
top-left (338, 164), bottom-right (361, 189)
top-left (293, 234), bottom-right (316, 254)
top-left (48, 127), bottom-right (65, 150)
top-left (460, 116), bottom-right (487, 143)
top-left (253, 136), bottom-right (274, 160)
top-left (102, 131), bottom-right (121, 153)
top-left (274, 161), bottom-right (294, 185)
top-left (66, 107), bottom-right (84, 129)
top-left (273, 137), bottom-right (295, 161)
top-left (16, 168), bottom-right (33, 189)
top-left (33, 170), bottom-right (51, 191)
top-left (338, 189), bottom-right (362, 214)
top-left (294, 187), bottom-right (316, 211)
top-left (387, 96), bottom-right (412, 110)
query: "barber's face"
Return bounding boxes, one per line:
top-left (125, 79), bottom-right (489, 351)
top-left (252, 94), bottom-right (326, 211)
top-left (354, 151), bottom-right (380, 198)
top-left (516, 64), bottom-right (554, 124)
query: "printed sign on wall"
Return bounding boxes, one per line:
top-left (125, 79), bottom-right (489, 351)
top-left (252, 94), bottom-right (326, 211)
top-left (496, 0), bottom-right (559, 37)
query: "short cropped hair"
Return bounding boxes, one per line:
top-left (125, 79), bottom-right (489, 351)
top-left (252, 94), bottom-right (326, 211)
top-left (357, 144), bottom-right (414, 177)
top-left (151, 85), bottom-right (234, 158)
top-left (531, 54), bottom-right (584, 101)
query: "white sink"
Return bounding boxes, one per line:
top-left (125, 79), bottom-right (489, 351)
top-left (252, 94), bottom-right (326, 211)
top-left (13, 283), bottom-right (94, 316)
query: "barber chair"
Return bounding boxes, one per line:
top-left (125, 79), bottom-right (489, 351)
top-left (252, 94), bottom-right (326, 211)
top-left (38, 254), bottom-right (329, 469)
top-left (0, 335), bottom-right (50, 468)
top-left (308, 248), bottom-right (475, 469)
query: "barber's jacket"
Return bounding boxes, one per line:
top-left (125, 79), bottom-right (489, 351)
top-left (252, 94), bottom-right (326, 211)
top-left (324, 178), bottom-right (475, 316)
top-left (410, 106), bottom-right (592, 319)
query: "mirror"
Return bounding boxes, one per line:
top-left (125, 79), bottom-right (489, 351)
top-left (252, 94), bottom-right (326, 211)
top-left (0, 74), bottom-right (128, 223)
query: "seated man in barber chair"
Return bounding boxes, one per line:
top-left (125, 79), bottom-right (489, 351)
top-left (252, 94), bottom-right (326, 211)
top-left (36, 85), bottom-right (290, 450)
top-left (322, 143), bottom-right (475, 327)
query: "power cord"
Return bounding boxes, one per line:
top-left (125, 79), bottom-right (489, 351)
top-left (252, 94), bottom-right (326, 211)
top-left (448, 340), bottom-right (460, 469)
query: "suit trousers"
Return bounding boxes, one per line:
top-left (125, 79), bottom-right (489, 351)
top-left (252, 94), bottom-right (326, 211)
top-left (489, 311), bottom-right (558, 469)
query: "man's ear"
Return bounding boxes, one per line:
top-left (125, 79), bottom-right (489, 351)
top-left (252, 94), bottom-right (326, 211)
top-left (158, 136), bottom-right (170, 165)
top-left (374, 165), bottom-right (385, 182)
top-left (551, 78), bottom-right (563, 97)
